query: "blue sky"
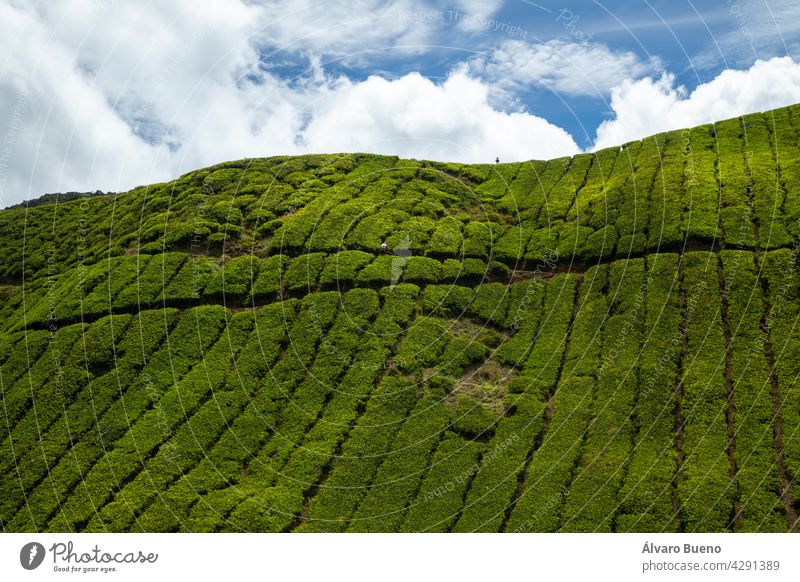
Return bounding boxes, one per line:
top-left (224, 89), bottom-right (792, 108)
top-left (1, 0), bottom-right (800, 206)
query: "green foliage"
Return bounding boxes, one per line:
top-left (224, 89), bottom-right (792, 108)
top-left (428, 216), bottom-right (463, 256)
top-left (438, 336), bottom-right (489, 377)
top-left (250, 254), bottom-right (288, 299)
top-left (284, 252), bottom-right (326, 292)
top-left (204, 255), bottom-right (261, 297)
top-left (468, 282), bottom-right (509, 325)
top-left (401, 436), bottom-right (482, 531)
top-left (318, 250), bottom-right (373, 286)
top-left (720, 250), bottom-right (785, 531)
top-left (403, 256), bottom-right (443, 283)
top-left (395, 317), bottom-right (448, 372)
top-left (114, 252), bottom-right (187, 307)
top-left (227, 487), bottom-right (304, 532)
top-left (4, 108), bottom-right (800, 533)
top-left (453, 394), bottom-right (546, 532)
top-left (348, 395), bottom-right (451, 532)
top-left (678, 252), bottom-right (735, 532)
top-left (421, 284), bottom-right (473, 317)
top-left (160, 256), bottom-right (219, 300)
top-left (441, 258), bottom-right (486, 282)
top-left (451, 397), bottom-right (499, 438)
top-left (356, 255), bottom-right (398, 285)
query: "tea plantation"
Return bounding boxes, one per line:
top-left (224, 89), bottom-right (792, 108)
top-left (2, 104), bottom-right (800, 532)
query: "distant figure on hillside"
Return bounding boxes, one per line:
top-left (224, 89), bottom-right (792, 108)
top-left (495, 157), bottom-right (500, 164)
top-left (380, 241), bottom-right (388, 253)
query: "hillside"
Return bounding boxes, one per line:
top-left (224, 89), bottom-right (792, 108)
top-left (1, 104), bottom-right (800, 532)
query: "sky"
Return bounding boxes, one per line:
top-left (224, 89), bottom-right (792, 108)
top-left (1, 0), bottom-right (800, 206)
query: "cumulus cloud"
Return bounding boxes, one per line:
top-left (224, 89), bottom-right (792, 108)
top-left (3, 0), bottom-right (800, 208)
top-left (0, 0), bottom-right (579, 207)
top-left (594, 56), bottom-right (800, 149)
top-left (302, 68), bottom-right (580, 162)
top-left (471, 39), bottom-right (654, 97)
top-left (0, 2), bottom-right (174, 206)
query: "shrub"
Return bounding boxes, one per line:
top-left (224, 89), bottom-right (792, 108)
top-left (250, 254), bottom-right (289, 299)
top-left (284, 253), bottom-right (326, 292)
top-left (356, 255), bottom-right (399, 285)
top-left (453, 393), bottom-right (546, 532)
top-left (388, 216), bottom-right (436, 252)
top-left (347, 208), bottom-right (410, 251)
top-left (524, 227), bottom-right (558, 262)
top-left (403, 256), bottom-right (443, 283)
top-left (82, 256), bottom-right (153, 316)
top-left (348, 395), bottom-right (451, 532)
top-left (298, 376), bottom-right (418, 532)
top-left (160, 256), bottom-right (219, 300)
top-left (428, 217), bottom-right (463, 256)
top-left (203, 255), bottom-right (261, 298)
top-left (318, 250), bottom-right (373, 287)
top-left (226, 486), bottom-right (304, 532)
top-left (114, 252), bottom-right (187, 308)
top-left (451, 397), bottom-right (499, 437)
top-left (468, 283), bottom-right (509, 325)
top-left (462, 221), bottom-right (500, 258)
top-left (437, 336), bottom-right (489, 377)
top-left (677, 252), bottom-right (735, 532)
top-left (395, 318), bottom-right (449, 372)
top-left (442, 258), bottom-right (486, 283)
top-left (401, 436), bottom-right (482, 531)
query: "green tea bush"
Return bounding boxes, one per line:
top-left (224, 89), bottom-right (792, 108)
top-left (468, 283), bottom-right (509, 326)
top-left (421, 284), bottom-right (474, 317)
top-left (114, 252), bottom-right (187, 308)
top-left (720, 250), bottom-right (785, 531)
top-left (203, 255), bottom-right (261, 298)
top-left (356, 255), bottom-right (398, 285)
top-left (678, 252), bottom-right (735, 532)
top-left (453, 393), bottom-right (546, 532)
top-left (437, 336), bottom-right (489, 377)
top-left (159, 256), bottom-right (219, 301)
top-left (428, 216), bottom-right (463, 256)
top-left (395, 318), bottom-right (448, 372)
top-left (318, 250), bottom-right (373, 287)
top-left (451, 397), bottom-right (499, 438)
top-left (250, 254), bottom-right (289, 299)
top-left (284, 253), bottom-right (326, 292)
top-left (441, 258), bottom-right (486, 283)
top-left (299, 376), bottom-right (418, 532)
top-left (403, 256), bottom-right (443, 283)
top-left (462, 221), bottom-right (500, 258)
top-left (348, 395), bottom-right (451, 532)
top-left (401, 435), bottom-right (482, 531)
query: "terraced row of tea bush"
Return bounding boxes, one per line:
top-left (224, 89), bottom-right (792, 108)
top-left (1, 246), bottom-right (799, 531)
top-left (2, 105), bottom-right (800, 532)
top-left (2, 105), bottom-right (800, 286)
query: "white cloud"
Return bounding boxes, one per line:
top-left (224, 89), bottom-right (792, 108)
top-left (451, 0), bottom-right (504, 32)
top-left (471, 39), bottom-right (654, 97)
top-left (594, 56), bottom-right (800, 149)
top-left (302, 68), bottom-right (580, 163)
top-left (3, 1), bottom-right (800, 208)
top-left (0, 0), bottom-right (579, 207)
top-left (253, 0), bottom-right (435, 56)
top-left (0, 2), bottom-right (173, 206)
top-left (693, 0), bottom-right (800, 70)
